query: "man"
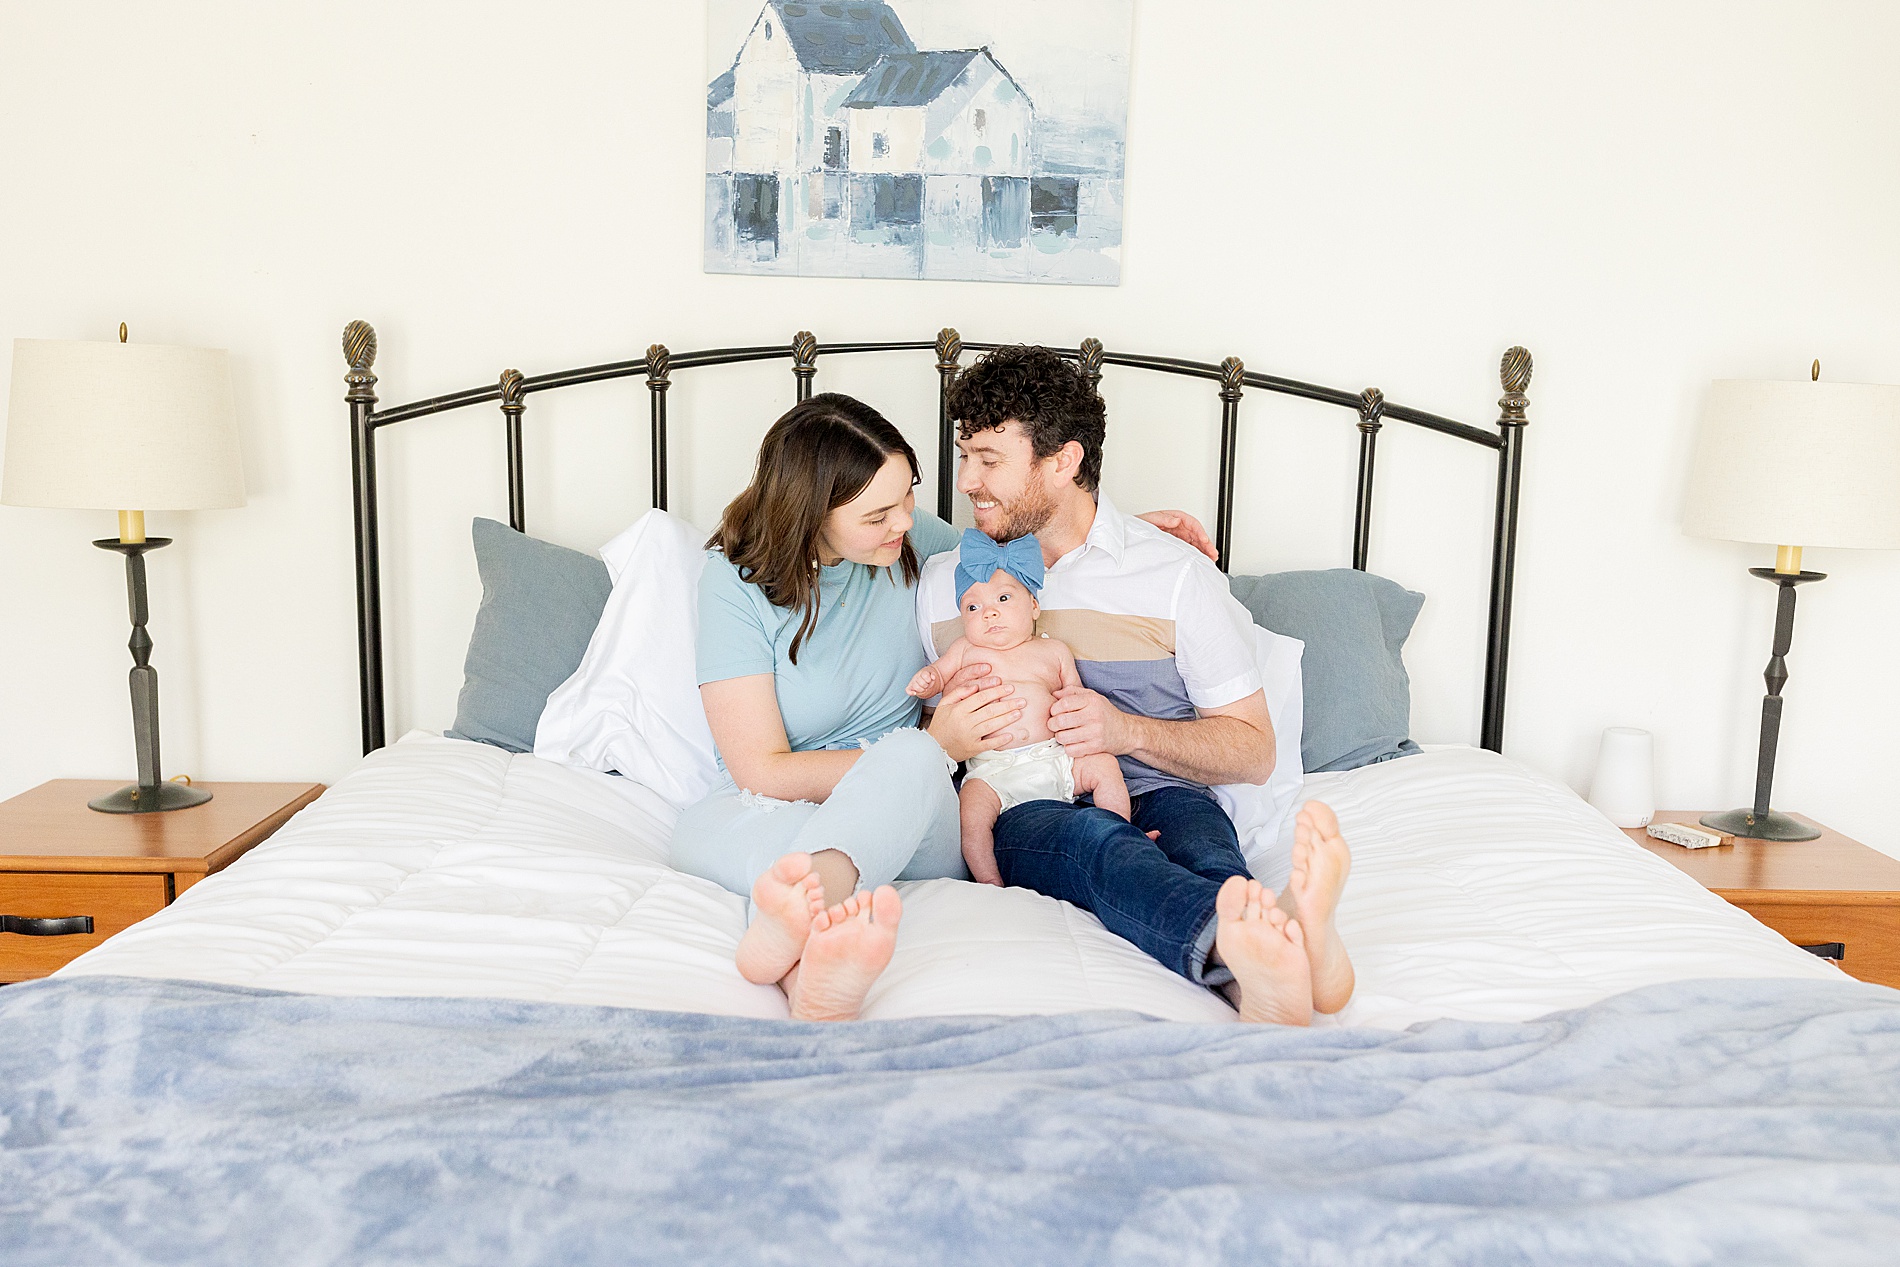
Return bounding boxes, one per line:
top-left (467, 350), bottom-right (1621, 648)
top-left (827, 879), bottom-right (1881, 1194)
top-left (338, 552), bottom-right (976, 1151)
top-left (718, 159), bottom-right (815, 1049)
top-left (916, 345), bottom-right (1354, 1024)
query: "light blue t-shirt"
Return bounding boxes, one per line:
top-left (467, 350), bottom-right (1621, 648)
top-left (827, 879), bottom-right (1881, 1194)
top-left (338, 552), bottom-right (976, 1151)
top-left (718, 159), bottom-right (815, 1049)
top-left (696, 508), bottom-right (961, 756)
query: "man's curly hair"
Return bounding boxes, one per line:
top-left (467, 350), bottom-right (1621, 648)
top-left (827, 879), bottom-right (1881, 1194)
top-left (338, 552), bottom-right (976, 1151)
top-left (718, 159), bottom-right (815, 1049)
top-left (947, 344), bottom-right (1106, 493)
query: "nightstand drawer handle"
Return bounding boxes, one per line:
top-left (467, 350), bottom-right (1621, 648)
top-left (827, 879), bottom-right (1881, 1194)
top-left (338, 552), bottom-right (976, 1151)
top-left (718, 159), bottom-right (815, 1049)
top-left (0, 915), bottom-right (95, 936)
top-left (1798, 942), bottom-right (1846, 962)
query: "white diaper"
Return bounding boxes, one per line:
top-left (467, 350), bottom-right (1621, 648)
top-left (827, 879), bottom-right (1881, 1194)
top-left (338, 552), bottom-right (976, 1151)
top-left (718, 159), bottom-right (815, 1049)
top-left (963, 739), bottom-right (1076, 812)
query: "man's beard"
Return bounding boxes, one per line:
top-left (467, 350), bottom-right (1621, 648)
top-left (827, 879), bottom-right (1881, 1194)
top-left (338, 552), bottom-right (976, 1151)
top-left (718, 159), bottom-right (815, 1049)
top-left (988, 470), bottom-right (1058, 542)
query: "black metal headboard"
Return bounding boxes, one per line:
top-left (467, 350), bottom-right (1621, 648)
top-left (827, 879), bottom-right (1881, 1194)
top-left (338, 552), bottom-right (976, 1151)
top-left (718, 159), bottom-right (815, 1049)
top-left (341, 324), bottom-right (1532, 757)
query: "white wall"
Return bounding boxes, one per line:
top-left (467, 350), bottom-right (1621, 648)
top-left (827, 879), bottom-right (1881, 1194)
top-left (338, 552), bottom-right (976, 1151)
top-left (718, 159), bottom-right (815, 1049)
top-left (3, 1), bottom-right (1897, 855)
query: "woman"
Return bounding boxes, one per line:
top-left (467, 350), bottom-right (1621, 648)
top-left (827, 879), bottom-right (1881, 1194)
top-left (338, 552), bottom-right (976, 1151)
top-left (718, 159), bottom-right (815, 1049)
top-left (669, 392), bottom-right (1212, 1022)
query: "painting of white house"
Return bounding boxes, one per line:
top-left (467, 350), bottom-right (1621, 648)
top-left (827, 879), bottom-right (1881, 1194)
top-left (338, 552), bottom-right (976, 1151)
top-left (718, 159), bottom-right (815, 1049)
top-left (704, 0), bottom-right (1132, 286)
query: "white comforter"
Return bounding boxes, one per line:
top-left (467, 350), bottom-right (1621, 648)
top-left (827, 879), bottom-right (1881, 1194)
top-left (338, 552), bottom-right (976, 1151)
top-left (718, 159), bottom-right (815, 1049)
top-left (62, 733), bottom-right (1839, 1028)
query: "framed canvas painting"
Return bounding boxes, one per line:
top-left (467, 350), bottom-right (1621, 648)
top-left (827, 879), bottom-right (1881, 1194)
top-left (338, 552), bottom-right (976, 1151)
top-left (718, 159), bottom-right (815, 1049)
top-left (704, 0), bottom-right (1133, 286)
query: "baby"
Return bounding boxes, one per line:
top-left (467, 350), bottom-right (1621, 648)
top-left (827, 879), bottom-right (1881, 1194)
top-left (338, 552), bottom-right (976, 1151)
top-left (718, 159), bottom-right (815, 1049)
top-left (909, 530), bottom-right (1130, 885)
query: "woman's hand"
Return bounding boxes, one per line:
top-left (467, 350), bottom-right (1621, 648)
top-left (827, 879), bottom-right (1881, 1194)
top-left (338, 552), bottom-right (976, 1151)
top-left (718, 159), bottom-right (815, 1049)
top-left (925, 667), bottom-right (1025, 762)
top-left (1137, 509), bottom-right (1217, 562)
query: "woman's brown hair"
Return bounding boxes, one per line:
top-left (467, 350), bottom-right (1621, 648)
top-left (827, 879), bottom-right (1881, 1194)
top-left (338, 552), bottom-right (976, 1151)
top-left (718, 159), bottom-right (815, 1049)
top-left (709, 392), bottom-right (922, 663)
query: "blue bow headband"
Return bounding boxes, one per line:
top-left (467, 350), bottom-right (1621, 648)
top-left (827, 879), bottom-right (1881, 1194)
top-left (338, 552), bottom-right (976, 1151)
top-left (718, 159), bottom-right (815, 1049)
top-left (954, 529), bottom-right (1045, 602)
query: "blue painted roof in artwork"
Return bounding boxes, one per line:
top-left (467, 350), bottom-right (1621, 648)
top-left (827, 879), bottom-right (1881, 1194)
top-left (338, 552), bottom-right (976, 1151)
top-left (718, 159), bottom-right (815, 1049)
top-left (708, 69), bottom-right (735, 109)
top-left (770, 1), bottom-right (915, 74)
top-left (842, 47), bottom-right (1032, 110)
top-left (841, 49), bottom-right (978, 108)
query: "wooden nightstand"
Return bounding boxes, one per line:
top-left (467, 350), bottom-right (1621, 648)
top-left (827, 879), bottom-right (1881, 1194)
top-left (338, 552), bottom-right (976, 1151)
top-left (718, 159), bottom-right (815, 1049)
top-left (1625, 810), bottom-right (1900, 988)
top-left (0, 780), bottom-right (324, 982)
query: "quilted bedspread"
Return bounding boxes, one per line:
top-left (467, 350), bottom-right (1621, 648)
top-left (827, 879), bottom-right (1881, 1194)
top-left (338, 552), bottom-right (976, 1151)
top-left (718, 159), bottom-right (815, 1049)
top-left (57, 735), bottom-right (1844, 1030)
top-left (4, 973), bottom-right (1899, 1265)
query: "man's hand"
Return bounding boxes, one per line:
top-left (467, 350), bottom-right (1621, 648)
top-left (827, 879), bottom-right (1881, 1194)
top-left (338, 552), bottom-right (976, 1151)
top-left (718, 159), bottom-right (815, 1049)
top-left (1049, 685), bottom-right (1139, 758)
top-left (1135, 510), bottom-right (1217, 563)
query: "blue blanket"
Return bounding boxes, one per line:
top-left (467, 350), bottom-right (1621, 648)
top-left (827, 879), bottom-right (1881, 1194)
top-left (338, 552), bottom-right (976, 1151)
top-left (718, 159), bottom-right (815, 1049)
top-left (3, 975), bottom-right (1898, 1265)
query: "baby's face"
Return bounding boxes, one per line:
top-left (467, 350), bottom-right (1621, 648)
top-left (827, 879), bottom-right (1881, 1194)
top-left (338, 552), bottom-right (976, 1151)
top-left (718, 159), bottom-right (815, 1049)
top-left (959, 571), bottom-right (1039, 650)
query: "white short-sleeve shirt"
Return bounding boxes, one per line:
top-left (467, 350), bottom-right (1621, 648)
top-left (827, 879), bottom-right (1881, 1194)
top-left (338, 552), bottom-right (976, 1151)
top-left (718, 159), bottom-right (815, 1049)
top-left (916, 493), bottom-right (1264, 796)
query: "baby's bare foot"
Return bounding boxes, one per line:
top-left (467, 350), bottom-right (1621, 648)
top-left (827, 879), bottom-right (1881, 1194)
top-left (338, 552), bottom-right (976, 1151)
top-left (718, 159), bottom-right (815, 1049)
top-left (965, 850), bottom-right (1004, 886)
top-left (790, 886), bottom-right (902, 1022)
top-left (1215, 876), bottom-right (1312, 1026)
top-left (735, 852), bottom-right (826, 985)
top-left (1287, 801), bottom-right (1355, 1013)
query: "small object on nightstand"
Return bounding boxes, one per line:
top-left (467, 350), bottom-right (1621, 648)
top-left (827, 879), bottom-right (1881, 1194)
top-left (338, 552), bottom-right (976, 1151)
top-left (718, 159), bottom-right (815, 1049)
top-left (1647, 821), bottom-right (1731, 849)
top-left (1588, 726), bottom-right (1654, 829)
top-left (0, 779), bottom-right (322, 981)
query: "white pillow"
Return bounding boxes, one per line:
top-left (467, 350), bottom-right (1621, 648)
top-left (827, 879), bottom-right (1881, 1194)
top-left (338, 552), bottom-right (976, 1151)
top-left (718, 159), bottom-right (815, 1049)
top-left (533, 511), bottom-right (721, 812)
top-left (1214, 624), bottom-right (1305, 877)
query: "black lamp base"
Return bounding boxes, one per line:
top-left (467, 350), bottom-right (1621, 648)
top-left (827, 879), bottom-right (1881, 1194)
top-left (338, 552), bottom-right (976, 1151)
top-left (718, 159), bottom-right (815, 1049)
top-left (1699, 807), bottom-right (1820, 842)
top-left (90, 534), bottom-right (207, 816)
top-left (89, 781), bottom-right (213, 815)
top-left (1707, 565), bottom-right (1828, 846)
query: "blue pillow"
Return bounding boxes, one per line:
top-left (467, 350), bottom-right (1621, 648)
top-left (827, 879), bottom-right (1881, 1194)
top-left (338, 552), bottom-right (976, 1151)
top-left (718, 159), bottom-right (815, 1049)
top-left (446, 518), bottom-right (612, 754)
top-left (1227, 569), bottom-right (1424, 772)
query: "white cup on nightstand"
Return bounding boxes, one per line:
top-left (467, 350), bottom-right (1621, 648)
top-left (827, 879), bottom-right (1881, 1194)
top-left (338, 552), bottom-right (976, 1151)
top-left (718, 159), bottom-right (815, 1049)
top-left (1589, 726), bottom-right (1655, 829)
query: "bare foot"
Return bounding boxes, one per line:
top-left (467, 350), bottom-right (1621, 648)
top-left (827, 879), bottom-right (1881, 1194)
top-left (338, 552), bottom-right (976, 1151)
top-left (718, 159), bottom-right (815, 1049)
top-left (1286, 801), bottom-right (1355, 1013)
top-left (790, 885), bottom-right (902, 1022)
top-left (735, 852), bottom-right (826, 986)
top-left (1214, 876), bottom-right (1312, 1026)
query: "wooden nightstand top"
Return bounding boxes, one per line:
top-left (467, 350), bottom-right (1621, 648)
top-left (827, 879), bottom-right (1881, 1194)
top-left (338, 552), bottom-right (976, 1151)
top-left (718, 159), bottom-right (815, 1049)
top-left (1625, 810), bottom-right (1900, 905)
top-left (0, 780), bottom-right (325, 876)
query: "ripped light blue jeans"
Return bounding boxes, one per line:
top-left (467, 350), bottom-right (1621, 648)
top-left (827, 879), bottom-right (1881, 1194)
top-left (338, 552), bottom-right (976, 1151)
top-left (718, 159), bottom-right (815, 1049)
top-left (669, 728), bottom-right (969, 903)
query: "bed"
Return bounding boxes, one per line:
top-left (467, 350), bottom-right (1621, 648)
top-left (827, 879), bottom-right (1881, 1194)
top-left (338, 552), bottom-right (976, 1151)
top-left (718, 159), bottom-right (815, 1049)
top-left (8, 328), bottom-right (1899, 1263)
top-left (46, 733), bottom-right (1852, 1027)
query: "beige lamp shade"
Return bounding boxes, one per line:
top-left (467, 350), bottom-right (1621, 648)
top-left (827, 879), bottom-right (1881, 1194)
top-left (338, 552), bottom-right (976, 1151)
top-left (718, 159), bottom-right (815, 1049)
top-left (1682, 378), bottom-right (1900, 550)
top-left (2, 338), bottom-right (245, 511)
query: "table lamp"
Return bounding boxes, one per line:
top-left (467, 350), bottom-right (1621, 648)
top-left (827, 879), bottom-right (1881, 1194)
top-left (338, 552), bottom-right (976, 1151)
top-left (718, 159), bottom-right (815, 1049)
top-left (1681, 366), bottom-right (1900, 840)
top-left (2, 327), bottom-right (245, 813)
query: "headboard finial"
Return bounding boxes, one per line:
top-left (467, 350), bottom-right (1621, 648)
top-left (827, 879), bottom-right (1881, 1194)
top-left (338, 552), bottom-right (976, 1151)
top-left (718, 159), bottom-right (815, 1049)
top-left (646, 343), bottom-right (671, 388)
top-left (1498, 346), bottom-right (1532, 425)
top-left (343, 320), bottom-right (377, 370)
top-left (343, 320), bottom-right (378, 403)
top-left (1358, 386), bottom-right (1386, 430)
top-left (1079, 337), bottom-right (1104, 388)
top-left (792, 330), bottom-right (819, 370)
top-left (1500, 345), bottom-right (1532, 393)
top-left (499, 368), bottom-right (525, 411)
top-left (935, 327), bottom-right (962, 370)
top-left (1220, 357), bottom-right (1245, 401)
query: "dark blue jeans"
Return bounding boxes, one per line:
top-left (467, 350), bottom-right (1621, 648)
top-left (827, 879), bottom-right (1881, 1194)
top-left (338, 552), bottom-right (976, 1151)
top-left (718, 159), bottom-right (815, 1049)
top-left (992, 785), bottom-right (1250, 985)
